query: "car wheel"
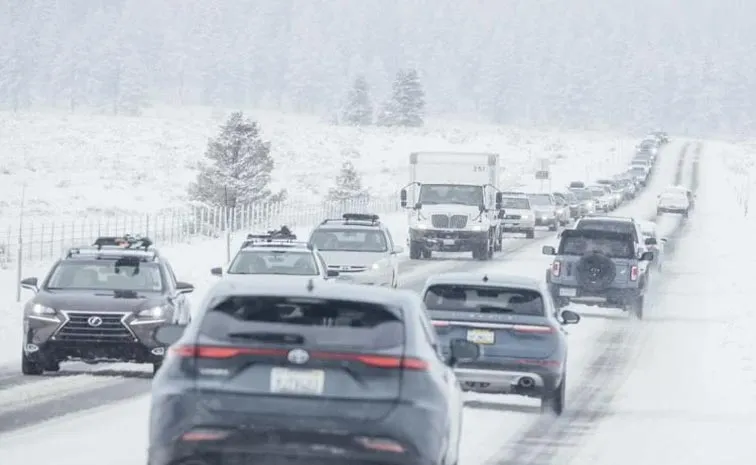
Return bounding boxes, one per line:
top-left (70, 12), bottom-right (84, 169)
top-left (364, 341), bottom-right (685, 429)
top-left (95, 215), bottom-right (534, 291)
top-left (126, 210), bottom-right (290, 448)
top-left (152, 362), bottom-right (163, 375)
top-left (541, 375), bottom-right (566, 416)
top-left (44, 359), bottom-right (61, 372)
top-left (22, 351), bottom-right (44, 376)
top-left (627, 296), bottom-right (644, 320)
top-left (526, 229), bottom-right (535, 239)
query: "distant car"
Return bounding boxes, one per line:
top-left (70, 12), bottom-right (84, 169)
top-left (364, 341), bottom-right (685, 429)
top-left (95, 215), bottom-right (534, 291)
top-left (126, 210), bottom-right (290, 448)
top-left (568, 181), bottom-right (586, 189)
top-left (19, 235), bottom-right (195, 375)
top-left (660, 185), bottom-right (694, 209)
top-left (550, 193), bottom-right (571, 226)
top-left (569, 188), bottom-right (596, 216)
top-left (422, 273), bottom-right (580, 415)
top-left (526, 193), bottom-right (559, 231)
top-left (657, 190), bottom-right (690, 217)
top-left (308, 213), bottom-right (401, 287)
top-left (638, 220), bottom-right (666, 270)
top-left (499, 194), bottom-right (537, 238)
top-left (586, 185), bottom-right (612, 211)
top-left (210, 229), bottom-right (339, 282)
top-left (554, 191), bottom-right (581, 219)
top-left (149, 280), bottom-right (474, 465)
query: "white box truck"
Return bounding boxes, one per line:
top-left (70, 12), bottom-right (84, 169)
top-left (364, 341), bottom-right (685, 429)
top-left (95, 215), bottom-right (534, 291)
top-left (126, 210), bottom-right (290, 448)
top-left (399, 152), bottom-right (504, 260)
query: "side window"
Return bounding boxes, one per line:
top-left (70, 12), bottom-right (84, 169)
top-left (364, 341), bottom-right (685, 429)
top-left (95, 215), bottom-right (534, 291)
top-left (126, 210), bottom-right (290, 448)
top-left (163, 261), bottom-right (178, 287)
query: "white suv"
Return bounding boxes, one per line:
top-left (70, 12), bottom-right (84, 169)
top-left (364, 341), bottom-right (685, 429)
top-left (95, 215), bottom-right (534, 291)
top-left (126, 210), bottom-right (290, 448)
top-left (498, 194), bottom-right (536, 238)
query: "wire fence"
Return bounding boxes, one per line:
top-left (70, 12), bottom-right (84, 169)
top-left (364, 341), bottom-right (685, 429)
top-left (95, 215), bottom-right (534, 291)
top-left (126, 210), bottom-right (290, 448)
top-left (0, 194), bottom-right (400, 266)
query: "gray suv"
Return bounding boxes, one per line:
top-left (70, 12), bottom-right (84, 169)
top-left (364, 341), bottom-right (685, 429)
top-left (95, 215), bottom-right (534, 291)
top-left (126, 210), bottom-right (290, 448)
top-left (542, 229), bottom-right (654, 319)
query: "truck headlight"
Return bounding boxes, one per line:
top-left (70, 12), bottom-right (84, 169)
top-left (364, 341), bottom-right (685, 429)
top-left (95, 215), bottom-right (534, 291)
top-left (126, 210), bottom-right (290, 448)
top-left (31, 304), bottom-right (55, 316)
top-left (412, 223), bottom-right (429, 230)
top-left (138, 306), bottom-right (168, 319)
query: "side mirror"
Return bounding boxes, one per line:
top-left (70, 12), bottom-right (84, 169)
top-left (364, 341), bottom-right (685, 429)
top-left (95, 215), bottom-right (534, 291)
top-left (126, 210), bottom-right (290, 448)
top-left (495, 192), bottom-right (503, 210)
top-left (176, 281), bottom-right (194, 294)
top-left (560, 309), bottom-right (581, 325)
top-left (400, 189), bottom-right (408, 208)
top-left (153, 324), bottom-right (186, 346)
top-left (542, 245), bottom-right (556, 255)
top-left (644, 237), bottom-right (657, 246)
top-left (478, 203), bottom-right (486, 213)
top-left (393, 246), bottom-right (404, 254)
top-left (640, 251), bottom-right (654, 261)
top-left (447, 339), bottom-right (480, 365)
top-left (327, 270), bottom-right (340, 277)
top-left (210, 267), bottom-right (223, 276)
top-left (20, 277), bottom-right (38, 292)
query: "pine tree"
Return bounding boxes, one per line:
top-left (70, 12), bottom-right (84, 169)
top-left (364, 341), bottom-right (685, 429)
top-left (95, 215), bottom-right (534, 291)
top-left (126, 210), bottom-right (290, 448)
top-left (327, 160), bottom-right (369, 202)
top-left (188, 111), bottom-right (286, 208)
top-left (342, 76), bottom-right (373, 126)
top-left (377, 69), bottom-right (425, 127)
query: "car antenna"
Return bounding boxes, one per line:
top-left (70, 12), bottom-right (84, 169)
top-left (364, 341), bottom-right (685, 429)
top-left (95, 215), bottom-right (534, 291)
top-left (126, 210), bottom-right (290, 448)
top-left (306, 279), bottom-right (314, 292)
top-left (482, 275), bottom-right (489, 282)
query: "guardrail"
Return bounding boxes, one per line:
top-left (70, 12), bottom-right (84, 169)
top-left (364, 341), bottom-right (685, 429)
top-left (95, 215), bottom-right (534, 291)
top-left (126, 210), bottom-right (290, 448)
top-left (0, 195), bottom-right (400, 265)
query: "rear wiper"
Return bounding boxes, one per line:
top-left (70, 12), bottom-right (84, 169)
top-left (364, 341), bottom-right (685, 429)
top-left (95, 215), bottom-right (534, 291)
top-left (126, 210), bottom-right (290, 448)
top-left (478, 306), bottom-right (516, 313)
top-left (227, 331), bottom-right (305, 344)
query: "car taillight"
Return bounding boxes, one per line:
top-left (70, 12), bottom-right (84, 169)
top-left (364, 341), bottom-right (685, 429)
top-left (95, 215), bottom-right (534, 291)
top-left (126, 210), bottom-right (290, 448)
top-left (432, 320), bottom-right (452, 334)
top-left (630, 265), bottom-right (639, 281)
top-left (552, 260), bottom-right (561, 277)
top-left (170, 345), bottom-right (429, 370)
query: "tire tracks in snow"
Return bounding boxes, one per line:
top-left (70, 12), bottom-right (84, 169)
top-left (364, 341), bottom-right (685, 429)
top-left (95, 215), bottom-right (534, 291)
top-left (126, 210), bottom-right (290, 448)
top-left (489, 141), bottom-right (701, 465)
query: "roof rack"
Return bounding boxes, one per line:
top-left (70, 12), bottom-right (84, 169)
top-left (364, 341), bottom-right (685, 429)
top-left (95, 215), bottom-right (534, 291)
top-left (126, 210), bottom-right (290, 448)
top-left (65, 246), bottom-right (158, 260)
top-left (240, 227), bottom-right (313, 250)
top-left (319, 213), bottom-right (381, 226)
top-left (93, 234), bottom-right (153, 251)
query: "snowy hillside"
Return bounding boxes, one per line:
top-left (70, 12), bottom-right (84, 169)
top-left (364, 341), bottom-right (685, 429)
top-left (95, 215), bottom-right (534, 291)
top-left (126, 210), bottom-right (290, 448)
top-left (0, 1), bottom-right (754, 135)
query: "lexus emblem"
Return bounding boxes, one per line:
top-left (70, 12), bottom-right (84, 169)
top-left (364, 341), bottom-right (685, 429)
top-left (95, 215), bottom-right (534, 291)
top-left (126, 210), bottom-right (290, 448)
top-left (340, 266), bottom-right (350, 271)
top-left (287, 349), bottom-right (310, 364)
top-left (87, 316), bottom-right (103, 327)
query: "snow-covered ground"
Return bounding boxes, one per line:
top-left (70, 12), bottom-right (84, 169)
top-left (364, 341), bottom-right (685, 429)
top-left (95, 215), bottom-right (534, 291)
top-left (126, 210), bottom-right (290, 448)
top-left (0, 139), bottom-right (694, 464)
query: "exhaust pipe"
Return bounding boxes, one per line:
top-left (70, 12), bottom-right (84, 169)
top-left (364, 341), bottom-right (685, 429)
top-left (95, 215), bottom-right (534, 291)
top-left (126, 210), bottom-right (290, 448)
top-left (518, 377), bottom-right (535, 388)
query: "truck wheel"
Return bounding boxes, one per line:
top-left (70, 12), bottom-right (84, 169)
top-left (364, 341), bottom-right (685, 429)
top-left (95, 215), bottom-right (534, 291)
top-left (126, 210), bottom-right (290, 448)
top-left (627, 296), bottom-right (644, 320)
top-left (526, 229), bottom-right (535, 239)
top-left (421, 248), bottom-right (432, 259)
top-left (409, 241), bottom-right (422, 260)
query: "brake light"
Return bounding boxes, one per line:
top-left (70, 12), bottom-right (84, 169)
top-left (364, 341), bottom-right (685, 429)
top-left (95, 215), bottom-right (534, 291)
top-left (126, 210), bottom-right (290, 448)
top-left (170, 345), bottom-right (429, 370)
top-left (181, 428), bottom-right (231, 442)
top-left (512, 325), bottom-right (555, 334)
top-left (630, 265), bottom-right (639, 281)
top-left (355, 436), bottom-right (406, 453)
top-left (551, 260), bottom-right (561, 277)
top-left (432, 320), bottom-right (449, 327)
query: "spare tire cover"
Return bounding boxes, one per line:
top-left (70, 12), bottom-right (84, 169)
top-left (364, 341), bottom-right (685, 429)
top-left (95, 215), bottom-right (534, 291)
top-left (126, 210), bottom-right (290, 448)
top-left (575, 252), bottom-right (617, 291)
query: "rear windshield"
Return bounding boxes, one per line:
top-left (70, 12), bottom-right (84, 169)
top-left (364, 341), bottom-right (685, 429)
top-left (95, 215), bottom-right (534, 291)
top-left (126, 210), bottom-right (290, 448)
top-left (423, 285), bottom-right (545, 316)
top-left (559, 235), bottom-right (634, 258)
top-left (200, 296), bottom-right (403, 349)
top-left (228, 250), bottom-right (318, 276)
top-left (501, 197), bottom-right (530, 209)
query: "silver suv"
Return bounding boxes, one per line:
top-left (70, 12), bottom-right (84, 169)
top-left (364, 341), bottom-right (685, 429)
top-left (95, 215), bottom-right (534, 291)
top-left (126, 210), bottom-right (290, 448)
top-left (308, 213), bottom-right (402, 287)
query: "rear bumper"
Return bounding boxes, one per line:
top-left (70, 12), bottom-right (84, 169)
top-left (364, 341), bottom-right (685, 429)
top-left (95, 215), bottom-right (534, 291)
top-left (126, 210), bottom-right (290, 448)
top-left (549, 284), bottom-right (641, 306)
top-left (453, 361), bottom-right (561, 396)
top-left (657, 206), bottom-right (688, 214)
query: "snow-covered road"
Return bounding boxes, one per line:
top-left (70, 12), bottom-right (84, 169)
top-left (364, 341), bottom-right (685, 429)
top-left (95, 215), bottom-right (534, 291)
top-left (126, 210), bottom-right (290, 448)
top-left (0, 139), bottom-right (721, 465)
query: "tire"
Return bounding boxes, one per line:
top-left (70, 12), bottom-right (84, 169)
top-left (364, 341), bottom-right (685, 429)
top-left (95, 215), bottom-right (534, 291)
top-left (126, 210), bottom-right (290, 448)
top-left (526, 229), bottom-right (535, 239)
top-left (541, 375), bottom-right (566, 416)
top-left (152, 362), bottom-right (163, 375)
top-left (22, 352), bottom-right (44, 376)
top-left (44, 359), bottom-right (61, 372)
top-left (409, 241), bottom-right (422, 260)
top-left (421, 248), bottom-right (432, 259)
top-left (627, 296), bottom-right (644, 320)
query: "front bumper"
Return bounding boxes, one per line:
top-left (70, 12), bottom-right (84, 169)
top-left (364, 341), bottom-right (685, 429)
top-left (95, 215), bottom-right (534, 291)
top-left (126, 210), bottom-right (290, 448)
top-left (409, 228), bottom-right (488, 252)
top-left (24, 311), bottom-right (167, 364)
top-left (534, 215), bottom-right (556, 226)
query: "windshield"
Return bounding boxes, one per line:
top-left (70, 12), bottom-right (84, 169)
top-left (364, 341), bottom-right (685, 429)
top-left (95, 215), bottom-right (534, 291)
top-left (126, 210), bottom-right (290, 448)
top-left (527, 194), bottom-right (552, 205)
top-left (418, 184), bottom-right (483, 206)
top-left (572, 189), bottom-right (593, 200)
top-left (501, 197), bottom-right (530, 209)
top-left (309, 228), bottom-right (388, 252)
top-left (228, 250), bottom-right (319, 276)
top-left (423, 285), bottom-right (544, 316)
top-left (560, 235), bottom-right (634, 258)
top-left (46, 260), bottom-right (163, 292)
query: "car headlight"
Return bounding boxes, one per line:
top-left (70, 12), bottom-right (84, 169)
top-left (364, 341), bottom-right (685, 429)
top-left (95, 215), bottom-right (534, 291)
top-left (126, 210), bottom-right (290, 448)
top-left (138, 306), bottom-right (168, 319)
top-left (412, 223), bottom-right (429, 230)
top-left (371, 262), bottom-right (383, 270)
top-left (521, 214), bottom-right (530, 219)
top-left (31, 304), bottom-right (55, 316)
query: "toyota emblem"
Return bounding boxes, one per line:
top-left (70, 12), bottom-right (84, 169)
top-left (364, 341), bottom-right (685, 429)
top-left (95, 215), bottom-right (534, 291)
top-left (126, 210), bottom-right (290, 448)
top-left (87, 316), bottom-right (103, 327)
top-left (287, 349), bottom-right (310, 364)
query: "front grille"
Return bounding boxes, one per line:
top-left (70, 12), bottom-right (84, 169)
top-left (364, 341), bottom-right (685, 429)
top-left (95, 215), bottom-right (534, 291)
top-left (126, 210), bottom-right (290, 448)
top-left (431, 214), bottom-right (468, 228)
top-left (505, 214), bottom-right (521, 220)
top-left (55, 311), bottom-right (134, 343)
top-left (450, 215), bottom-right (468, 228)
top-left (327, 265), bottom-right (367, 273)
top-left (431, 214), bottom-right (449, 228)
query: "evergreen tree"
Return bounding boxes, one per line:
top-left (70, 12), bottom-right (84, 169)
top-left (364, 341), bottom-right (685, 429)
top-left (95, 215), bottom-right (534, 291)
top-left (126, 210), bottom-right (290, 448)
top-left (327, 160), bottom-right (369, 202)
top-left (377, 69), bottom-right (425, 127)
top-left (342, 76), bottom-right (373, 126)
top-left (189, 111), bottom-right (286, 207)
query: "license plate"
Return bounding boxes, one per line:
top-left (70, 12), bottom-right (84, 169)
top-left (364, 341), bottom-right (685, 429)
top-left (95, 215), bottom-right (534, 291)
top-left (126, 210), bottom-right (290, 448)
top-left (559, 287), bottom-right (577, 297)
top-left (442, 239), bottom-right (455, 245)
top-left (467, 329), bottom-right (495, 344)
top-left (270, 368), bottom-right (325, 395)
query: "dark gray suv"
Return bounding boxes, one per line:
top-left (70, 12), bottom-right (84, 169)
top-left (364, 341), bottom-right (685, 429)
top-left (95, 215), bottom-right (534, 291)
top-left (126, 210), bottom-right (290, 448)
top-left (542, 229), bottom-right (654, 319)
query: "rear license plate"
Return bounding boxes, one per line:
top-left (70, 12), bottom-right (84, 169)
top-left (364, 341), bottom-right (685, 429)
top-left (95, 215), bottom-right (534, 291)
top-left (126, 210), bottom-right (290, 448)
top-left (467, 329), bottom-right (495, 344)
top-left (270, 368), bottom-right (325, 395)
top-left (442, 239), bottom-right (455, 245)
top-left (559, 287), bottom-right (577, 297)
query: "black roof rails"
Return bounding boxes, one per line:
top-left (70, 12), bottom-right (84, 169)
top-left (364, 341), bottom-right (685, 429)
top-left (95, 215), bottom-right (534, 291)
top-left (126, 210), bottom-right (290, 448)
top-left (93, 234), bottom-right (153, 251)
top-left (65, 246), bottom-right (158, 260)
top-left (240, 226), bottom-right (313, 250)
top-left (320, 213), bottom-right (381, 226)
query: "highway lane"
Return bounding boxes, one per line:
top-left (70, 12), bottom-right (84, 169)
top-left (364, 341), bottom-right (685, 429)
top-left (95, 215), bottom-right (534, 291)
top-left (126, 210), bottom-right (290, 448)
top-left (0, 140), bottom-right (688, 436)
